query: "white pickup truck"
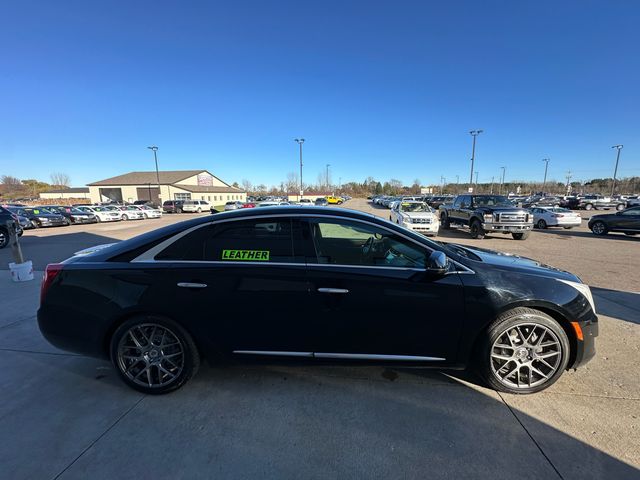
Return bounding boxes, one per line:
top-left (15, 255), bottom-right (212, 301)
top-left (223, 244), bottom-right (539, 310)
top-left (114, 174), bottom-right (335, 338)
top-left (389, 201), bottom-right (440, 236)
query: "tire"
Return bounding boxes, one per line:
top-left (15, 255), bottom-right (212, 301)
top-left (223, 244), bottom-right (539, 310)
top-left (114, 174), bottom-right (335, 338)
top-left (584, 203), bottom-right (593, 211)
top-left (0, 227), bottom-right (8, 249)
top-left (440, 213), bottom-right (450, 229)
top-left (477, 307), bottom-right (570, 394)
top-left (536, 219), bottom-right (547, 229)
top-left (512, 232), bottom-right (530, 240)
top-left (122, 214), bottom-right (129, 221)
top-left (31, 220), bottom-right (40, 229)
top-left (197, 208), bottom-right (202, 213)
top-left (176, 208), bottom-right (183, 214)
top-left (96, 216), bottom-right (102, 223)
top-left (624, 233), bottom-right (638, 236)
top-left (590, 221), bottom-right (608, 235)
top-left (616, 204), bottom-right (625, 211)
top-left (63, 219), bottom-right (71, 226)
top-left (110, 315), bottom-right (200, 395)
top-left (469, 219), bottom-right (485, 239)
top-left (144, 213), bottom-right (148, 219)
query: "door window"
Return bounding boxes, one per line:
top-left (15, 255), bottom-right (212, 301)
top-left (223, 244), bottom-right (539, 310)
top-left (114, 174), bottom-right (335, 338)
top-left (308, 218), bottom-right (429, 268)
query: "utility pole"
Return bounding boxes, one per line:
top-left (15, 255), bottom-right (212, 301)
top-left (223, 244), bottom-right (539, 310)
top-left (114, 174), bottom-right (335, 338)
top-left (500, 166), bottom-right (506, 195)
top-left (294, 139), bottom-right (305, 201)
top-left (565, 171), bottom-right (572, 195)
top-left (147, 146), bottom-right (161, 202)
top-left (440, 176), bottom-right (446, 194)
top-left (490, 176), bottom-right (495, 194)
top-left (542, 158), bottom-right (550, 194)
top-left (326, 164), bottom-right (331, 191)
top-left (611, 145), bottom-right (623, 197)
top-left (469, 130), bottom-right (483, 190)
top-left (474, 171), bottom-right (479, 191)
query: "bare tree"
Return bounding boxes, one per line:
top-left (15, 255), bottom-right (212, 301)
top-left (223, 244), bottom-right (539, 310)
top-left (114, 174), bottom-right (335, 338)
top-left (241, 179), bottom-right (253, 193)
top-left (1, 175), bottom-right (21, 185)
top-left (50, 172), bottom-right (71, 187)
top-left (284, 172), bottom-right (299, 193)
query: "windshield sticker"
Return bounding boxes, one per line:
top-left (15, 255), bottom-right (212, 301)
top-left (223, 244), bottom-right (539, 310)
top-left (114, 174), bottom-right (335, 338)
top-left (222, 249), bottom-right (270, 261)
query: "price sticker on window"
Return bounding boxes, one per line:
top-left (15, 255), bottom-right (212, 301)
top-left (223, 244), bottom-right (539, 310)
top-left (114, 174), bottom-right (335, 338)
top-left (221, 250), bottom-right (270, 261)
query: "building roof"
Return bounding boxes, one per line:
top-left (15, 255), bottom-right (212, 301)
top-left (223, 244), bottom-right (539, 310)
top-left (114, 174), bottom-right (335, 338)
top-left (176, 184), bottom-right (245, 193)
top-left (87, 170), bottom-right (206, 186)
top-left (42, 187), bottom-right (90, 194)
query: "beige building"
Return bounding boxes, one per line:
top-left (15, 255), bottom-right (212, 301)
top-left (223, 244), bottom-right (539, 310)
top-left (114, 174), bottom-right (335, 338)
top-left (39, 187), bottom-right (91, 200)
top-left (87, 170), bottom-right (246, 207)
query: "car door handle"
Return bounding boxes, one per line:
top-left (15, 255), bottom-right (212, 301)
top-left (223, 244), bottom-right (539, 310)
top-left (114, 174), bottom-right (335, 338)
top-left (317, 288), bottom-right (349, 294)
top-left (177, 282), bottom-right (208, 289)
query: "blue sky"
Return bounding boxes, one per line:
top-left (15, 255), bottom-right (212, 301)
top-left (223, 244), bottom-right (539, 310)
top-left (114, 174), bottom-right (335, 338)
top-left (1, 1), bottom-right (639, 188)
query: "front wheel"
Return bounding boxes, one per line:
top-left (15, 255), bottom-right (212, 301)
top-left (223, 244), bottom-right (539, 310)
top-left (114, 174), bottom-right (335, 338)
top-left (477, 308), bottom-right (570, 394)
top-left (110, 316), bottom-right (200, 394)
top-left (590, 221), bottom-right (607, 235)
top-left (536, 219), bottom-right (547, 229)
top-left (469, 220), bottom-right (485, 239)
top-left (616, 204), bottom-right (625, 211)
top-left (176, 208), bottom-right (183, 214)
top-left (512, 232), bottom-right (530, 240)
top-left (197, 208), bottom-right (202, 213)
top-left (584, 203), bottom-right (593, 211)
top-left (440, 213), bottom-right (450, 229)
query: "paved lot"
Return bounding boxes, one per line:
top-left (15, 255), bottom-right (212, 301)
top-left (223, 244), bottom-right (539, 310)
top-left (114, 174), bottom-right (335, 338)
top-left (0, 205), bottom-right (638, 479)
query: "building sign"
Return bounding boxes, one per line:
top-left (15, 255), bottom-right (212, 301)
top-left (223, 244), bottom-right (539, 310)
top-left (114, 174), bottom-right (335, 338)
top-left (197, 174), bottom-right (214, 186)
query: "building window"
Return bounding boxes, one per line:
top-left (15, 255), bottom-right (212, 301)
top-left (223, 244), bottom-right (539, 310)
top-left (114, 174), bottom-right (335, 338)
top-left (174, 192), bottom-right (191, 201)
top-left (208, 196), bottom-right (211, 201)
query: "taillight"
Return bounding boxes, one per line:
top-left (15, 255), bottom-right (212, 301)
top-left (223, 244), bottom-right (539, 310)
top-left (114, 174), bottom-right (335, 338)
top-left (41, 263), bottom-right (64, 305)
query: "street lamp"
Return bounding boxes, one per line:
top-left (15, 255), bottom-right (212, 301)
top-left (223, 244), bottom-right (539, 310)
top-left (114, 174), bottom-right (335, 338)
top-left (469, 130), bottom-right (483, 189)
top-left (326, 164), bottom-right (331, 191)
top-left (611, 145), bottom-right (623, 197)
top-left (474, 171), bottom-right (479, 191)
top-left (147, 146), bottom-right (161, 202)
top-left (500, 166), bottom-right (506, 195)
top-left (294, 138), bottom-right (305, 200)
top-left (542, 158), bottom-right (550, 194)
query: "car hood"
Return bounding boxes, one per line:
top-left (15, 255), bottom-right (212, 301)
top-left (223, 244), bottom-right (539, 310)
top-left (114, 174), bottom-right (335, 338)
top-left (402, 211), bottom-right (437, 218)
top-left (451, 244), bottom-right (579, 282)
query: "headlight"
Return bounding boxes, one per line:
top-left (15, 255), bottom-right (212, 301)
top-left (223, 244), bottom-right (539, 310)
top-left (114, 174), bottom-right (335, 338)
top-left (483, 214), bottom-right (493, 223)
top-left (38, 217), bottom-right (50, 221)
top-left (557, 279), bottom-right (596, 313)
top-left (403, 218), bottom-right (412, 224)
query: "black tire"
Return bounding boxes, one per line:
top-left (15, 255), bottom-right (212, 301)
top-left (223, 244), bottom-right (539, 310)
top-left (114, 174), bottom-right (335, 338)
top-left (536, 219), bottom-right (547, 229)
top-left (176, 208), bottom-right (183, 214)
top-left (590, 221), bottom-right (608, 235)
top-left (110, 315), bottom-right (200, 394)
top-left (440, 212), bottom-right (450, 229)
top-left (63, 218), bottom-right (71, 226)
top-left (616, 204), bottom-right (625, 211)
top-left (0, 227), bottom-right (8, 249)
top-left (584, 203), bottom-right (593, 211)
top-left (477, 307), bottom-right (570, 394)
top-left (512, 232), bottom-right (530, 240)
top-left (469, 219), bottom-right (485, 239)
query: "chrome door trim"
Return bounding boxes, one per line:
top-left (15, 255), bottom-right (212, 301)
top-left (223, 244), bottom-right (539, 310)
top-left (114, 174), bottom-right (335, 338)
top-left (177, 282), bottom-right (208, 289)
top-left (314, 353), bottom-right (446, 361)
top-left (317, 288), bottom-right (349, 294)
top-left (233, 350), bottom-right (313, 358)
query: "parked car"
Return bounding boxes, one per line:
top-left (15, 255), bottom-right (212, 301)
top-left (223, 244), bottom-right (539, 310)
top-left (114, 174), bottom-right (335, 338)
top-left (42, 205), bottom-right (98, 225)
top-left (135, 205), bottom-right (162, 219)
top-left (224, 201), bottom-right (244, 211)
top-left (241, 202), bottom-right (257, 208)
top-left (588, 207), bottom-right (640, 236)
top-left (427, 195), bottom-right (455, 209)
top-left (576, 195), bottom-right (625, 211)
top-left (258, 201), bottom-right (290, 207)
top-left (181, 200), bottom-right (209, 213)
top-left (440, 195), bottom-right (533, 240)
top-left (326, 196), bottom-right (343, 205)
top-left (75, 206), bottom-right (122, 222)
top-left (530, 207), bottom-right (582, 229)
top-left (625, 196), bottom-right (640, 208)
top-left (38, 206), bottom-right (598, 395)
top-left (299, 199), bottom-right (313, 205)
top-left (0, 206), bottom-right (21, 248)
top-left (162, 200), bottom-right (185, 213)
top-left (117, 205), bottom-right (146, 220)
top-left (6, 206), bottom-right (67, 228)
top-left (314, 198), bottom-right (328, 206)
top-left (389, 201), bottom-right (439, 236)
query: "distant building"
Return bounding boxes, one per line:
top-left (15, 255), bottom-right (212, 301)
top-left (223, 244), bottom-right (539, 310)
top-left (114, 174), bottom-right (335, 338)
top-left (87, 170), bottom-right (245, 206)
top-left (39, 187), bottom-right (90, 200)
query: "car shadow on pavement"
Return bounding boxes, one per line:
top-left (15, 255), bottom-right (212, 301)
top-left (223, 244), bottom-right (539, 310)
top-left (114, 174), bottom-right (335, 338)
top-left (592, 287), bottom-right (640, 325)
top-left (532, 228), bottom-right (639, 242)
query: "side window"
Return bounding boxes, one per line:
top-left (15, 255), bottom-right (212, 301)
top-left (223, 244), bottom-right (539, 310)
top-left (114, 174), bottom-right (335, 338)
top-left (203, 219), bottom-right (295, 262)
top-left (155, 226), bottom-right (211, 261)
top-left (453, 197), bottom-right (462, 207)
top-left (308, 219), bottom-right (428, 268)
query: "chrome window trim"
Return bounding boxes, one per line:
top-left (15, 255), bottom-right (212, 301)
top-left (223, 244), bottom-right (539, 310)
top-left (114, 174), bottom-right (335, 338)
top-left (130, 212), bottom-right (475, 274)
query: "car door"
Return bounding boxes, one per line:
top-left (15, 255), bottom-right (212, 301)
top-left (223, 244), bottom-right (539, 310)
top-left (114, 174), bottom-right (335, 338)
top-left (302, 217), bottom-right (465, 362)
top-left (142, 217), bottom-right (315, 356)
top-left (613, 208), bottom-right (640, 232)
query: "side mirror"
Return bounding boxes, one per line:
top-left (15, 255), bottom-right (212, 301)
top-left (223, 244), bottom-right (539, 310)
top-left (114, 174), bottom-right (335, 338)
top-left (426, 251), bottom-right (449, 275)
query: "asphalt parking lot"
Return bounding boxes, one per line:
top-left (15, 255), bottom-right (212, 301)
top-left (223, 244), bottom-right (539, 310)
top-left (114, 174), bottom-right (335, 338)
top-left (1, 205), bottom-right (638, 479)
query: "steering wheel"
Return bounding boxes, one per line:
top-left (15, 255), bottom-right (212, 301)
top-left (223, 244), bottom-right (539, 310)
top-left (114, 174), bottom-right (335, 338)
top-left (361, 237), bottom-right (374, 257)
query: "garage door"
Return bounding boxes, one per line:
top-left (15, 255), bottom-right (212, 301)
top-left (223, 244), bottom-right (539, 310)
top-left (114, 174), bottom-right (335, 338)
top-left (136, 187), bottom-right (160, 204)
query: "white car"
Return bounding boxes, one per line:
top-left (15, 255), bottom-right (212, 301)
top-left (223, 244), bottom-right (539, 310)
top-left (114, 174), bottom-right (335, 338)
top-left (258, 201), bottom-right (290, 207)
top-left (117, 205), bottom-right (146, 220)
top-left (181, 200), bottom-right (209, 213)
top-left (390, 201), bottom-right (440, 236)
top-left (76, 206), bottom-right (122, 222)
top-left (135, 205), bottom-right (162, 219)
top-left (531, 207), bottom-right (582, 229)
top-left (224, 201), bottom-right (244, 211)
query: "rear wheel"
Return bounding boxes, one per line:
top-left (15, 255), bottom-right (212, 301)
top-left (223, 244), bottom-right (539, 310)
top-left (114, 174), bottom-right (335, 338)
top-left (110, 316), bottom-right (200, 394)
top-left (512, 232), bottom-right (530, 240)
top-left (469, 219), bottom-right (485, 239)
top-left (477, 308), bottom-right (570, 394)
top-left (122, 214), bottom-right (129, 221)
top-left (536, 219), bottom-right (547, 229)
top-left (440, 213), bottom-right (450, 229)
top-left (0, 227), bottom-right (8, 248)
top-left (591, 221), bottom-right (607, 235)
top-left (584, 203), bottom-right (593, 211)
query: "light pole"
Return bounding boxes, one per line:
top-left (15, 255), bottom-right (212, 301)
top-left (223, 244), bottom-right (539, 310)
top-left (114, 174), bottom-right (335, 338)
top-left (611, 145), bottom-right (623, 197)
top-left (474, 171), bottom-right (479, 191)
top-left (500, 166), bottom-right (506, 195)
top-left (490, 176), bottom-right (495, 194)
top-left (542, 158), bottom-right (550, 194)
top-left (326, 164), bottom-right (331, 191)
top-left (147, 146), bottom-right (161, 202)
top-left (294, 138), bottom-right (305, 200)
top-left (469, 130), bottom-right (483, 190)
top-left (440, 176), bottom-right (446, 194)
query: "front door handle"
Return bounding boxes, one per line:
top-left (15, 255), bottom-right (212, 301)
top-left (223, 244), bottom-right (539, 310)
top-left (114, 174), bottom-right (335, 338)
top-left (317, 288), bottom-right (349, 294)
top-left (177, 282), bottom-right (208, 289)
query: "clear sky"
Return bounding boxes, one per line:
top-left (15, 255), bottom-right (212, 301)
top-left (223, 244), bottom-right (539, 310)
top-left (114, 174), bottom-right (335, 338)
top-left (1, 0), bottom-right (639, 188)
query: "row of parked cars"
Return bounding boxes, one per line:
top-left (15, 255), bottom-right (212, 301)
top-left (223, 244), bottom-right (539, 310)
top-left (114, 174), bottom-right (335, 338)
top-left (162, 196), bottom-right (353, 214)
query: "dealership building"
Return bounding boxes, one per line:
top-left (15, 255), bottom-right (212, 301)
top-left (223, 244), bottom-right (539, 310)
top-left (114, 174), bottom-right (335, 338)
top-left (87, 170), bottom-right (246, 206)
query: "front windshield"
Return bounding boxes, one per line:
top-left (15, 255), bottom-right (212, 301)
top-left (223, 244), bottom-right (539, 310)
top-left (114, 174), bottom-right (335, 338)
top-left (26, 207), bottom-right (53, 215)
top-left (473, 196), bottom-right (514, 207)
top-left (400, 202), bottom-right (432, 213)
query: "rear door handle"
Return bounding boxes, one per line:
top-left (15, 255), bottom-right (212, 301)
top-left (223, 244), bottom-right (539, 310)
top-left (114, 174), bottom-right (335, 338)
top-left (177, 282), bottom-right (208, 289)
top-left (317, 288), bottom-right (349, 294)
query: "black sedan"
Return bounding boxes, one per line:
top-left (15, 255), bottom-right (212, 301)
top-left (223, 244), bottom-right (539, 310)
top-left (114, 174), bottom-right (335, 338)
top-left (38, 207), bottom-right (598, 395)
top-left (42, 205), bottom-right (98, 225)
top-left (588, 206), bottom-right (640, 236)
top-left (7, 206), bottom-right (67, 228)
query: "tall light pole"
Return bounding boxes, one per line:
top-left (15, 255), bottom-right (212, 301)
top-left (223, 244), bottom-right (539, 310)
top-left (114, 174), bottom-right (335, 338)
top-left (326, 164), bottom-right (331, 191)
top-left (500, 166), bottom-right (506, 195)
top-left (469, 130), bottom-right (483, 190)
top-left (147, 146), bottom-right (161, 202)
top-left (611, 145), bottom-right (623, 197)
top-left (542, 158), bottom-right (550, 194)
top-left (490, 176), bottom-right (495, 194)
top-left (474, 171), bottom-right (479, 191)
top-left (294, 138), bottom-right (305, 200)
top-left (440, 176), bottom-right (446, 194)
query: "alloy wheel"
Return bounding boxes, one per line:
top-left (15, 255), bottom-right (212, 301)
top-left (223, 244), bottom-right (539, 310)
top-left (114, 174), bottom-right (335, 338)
top-left (116, 323), bottom-right (185, 389)
top-left (592, 222), bottom-right (606, 235)
top-left (490, 323), bottom-right (562, 389)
